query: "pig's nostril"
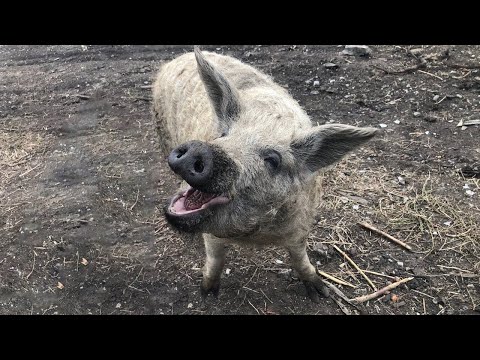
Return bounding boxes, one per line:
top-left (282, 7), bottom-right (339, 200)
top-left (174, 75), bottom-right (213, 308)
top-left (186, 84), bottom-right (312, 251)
top-left (176, 148), bottom-right (187, 159)
top-left (194, 159), bottom-right (204, 173)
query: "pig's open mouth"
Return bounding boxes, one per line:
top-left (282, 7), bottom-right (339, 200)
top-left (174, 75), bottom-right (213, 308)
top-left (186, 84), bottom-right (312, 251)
top-left (167, 186), bottom-right (230, 216)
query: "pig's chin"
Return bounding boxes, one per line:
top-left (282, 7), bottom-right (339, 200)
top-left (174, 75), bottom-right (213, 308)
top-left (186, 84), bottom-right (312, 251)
top-left (165, 186), bottom-right (230, 232)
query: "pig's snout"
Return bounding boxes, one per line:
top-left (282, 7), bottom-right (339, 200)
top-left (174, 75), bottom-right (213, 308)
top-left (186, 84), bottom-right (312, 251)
top-left (168, 141), bottom-right (214, 188)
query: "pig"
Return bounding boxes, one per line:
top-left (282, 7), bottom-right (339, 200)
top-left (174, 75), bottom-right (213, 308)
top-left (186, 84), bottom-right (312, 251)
top-left (152, 46), bottom-right (377, 302)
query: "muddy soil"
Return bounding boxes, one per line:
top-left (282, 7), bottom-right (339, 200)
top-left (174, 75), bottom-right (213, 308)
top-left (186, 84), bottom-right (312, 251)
top-left (0, 45), bottom-right (478, 315)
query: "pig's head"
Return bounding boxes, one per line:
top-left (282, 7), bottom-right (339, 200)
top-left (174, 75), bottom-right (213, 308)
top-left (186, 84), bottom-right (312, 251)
top-left (165, 47), bottom-right (378, 237)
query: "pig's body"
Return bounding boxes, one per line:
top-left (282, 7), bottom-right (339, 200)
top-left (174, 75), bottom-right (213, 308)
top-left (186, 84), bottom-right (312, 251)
top-left (153, 51), bottom-right (321, 246)
top-left (153, 52), bottom-right (311, 154)
top-left (152, 48), bottom-right (377, 302)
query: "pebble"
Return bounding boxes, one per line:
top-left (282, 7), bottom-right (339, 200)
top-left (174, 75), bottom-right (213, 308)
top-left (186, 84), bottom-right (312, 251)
top-left (410, 48), bottom-right (423, 56)
top-left (433, 95), bottom-right (440, 101)
top-left (342, 45), bottom-right (372, 57)
top-left (313, 80), bottom-right (320, 87)
top-left (413, 111), bottom-right (421, 117)
top-left (324, 62), bottom-right (338, 69)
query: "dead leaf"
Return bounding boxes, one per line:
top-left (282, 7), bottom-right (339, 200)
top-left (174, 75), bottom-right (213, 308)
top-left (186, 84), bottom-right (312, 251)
top-left (391, 294), bottom-right (399, 303)
top-left (57, 282), bottom-right (64, 289)
top-left (81, 258), bottom-right (88, 266)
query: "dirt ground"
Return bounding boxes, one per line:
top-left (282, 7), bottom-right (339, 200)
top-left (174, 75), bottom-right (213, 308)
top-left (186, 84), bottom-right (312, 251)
top-left (0, 45), bottom-right (479, 315)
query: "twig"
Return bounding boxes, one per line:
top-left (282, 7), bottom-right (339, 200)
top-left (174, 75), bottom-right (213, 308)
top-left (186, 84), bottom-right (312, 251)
top-left (260, 289), bottom-right (273, 304)
top-left (465, 286), bottom-right (476, 311)
top-left (357, 221), bottom-right (412, 251)
top-left (332, 244), bottom-right (377, 290)
top-left (445, 61), bottom-right (480, 70)
top-left (350, 277), bottom-right (414, 304)
top-left (418, 69), bottom-right (444, 81)
top-left (323, 281), bottom-right (363, 313)
top-left (435, 96), bottom-right (447, 105)
top-left (372, 61), bottom-right (426, 75)
top-left (75, 94), bottom-right (90, 100)
top-left (19, 164), bottom-right (41, 178)
top-left (332, 298), bottom-right (353, 315)
top-left (25, 251), bottom-right (37, 279)
top-left (129, 189), bottom-right (140, 211)
top-left (322, 281), bottom-right (353, 304)
top-left (124, 267), bottom-right (144, 294)
top-left (362, 269), bottom-right (397, 280)
top-left (317, 270), bottom-right (356, 288)
top-left (247, 300), bottom-right (260, 315)
top-left (437, 264), bottom-right (474, 273)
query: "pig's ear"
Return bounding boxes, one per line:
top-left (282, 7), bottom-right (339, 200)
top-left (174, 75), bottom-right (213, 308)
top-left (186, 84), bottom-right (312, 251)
top-left (194, 46), bottom-right (241, 133)
top-left (291, 124), bottom-right (378, 172)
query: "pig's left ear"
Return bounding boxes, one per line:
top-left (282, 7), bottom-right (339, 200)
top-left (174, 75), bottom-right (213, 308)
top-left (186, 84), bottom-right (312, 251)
top-left (194, 46), bottom-right (241, 134)
top-left (291, 124), bottom-right (378, 172)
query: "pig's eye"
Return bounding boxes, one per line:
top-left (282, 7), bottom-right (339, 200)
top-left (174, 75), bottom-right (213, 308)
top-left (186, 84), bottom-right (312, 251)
top-left (263, 151), bottom-right (282, 171)
top-left (214, 132), bottom-right (228, 140)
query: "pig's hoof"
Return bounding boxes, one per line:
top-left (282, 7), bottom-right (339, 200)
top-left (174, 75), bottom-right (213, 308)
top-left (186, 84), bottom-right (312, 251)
top-left (200, 277), bottom-right (220, 299)
top-left (303, 277), bottom-right (330, 303)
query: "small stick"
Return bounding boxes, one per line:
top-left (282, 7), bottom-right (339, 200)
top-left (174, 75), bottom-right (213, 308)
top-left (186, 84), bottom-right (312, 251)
top-left (418, 69), bottom-right (444, 81)
top-left (372, 61), bottom-right (426, 75)
top-left (362, 269), bottom-right (397, 280)
top-left (247, 300), bottom-right (260, 315)
top-left (317, 270), bottom-right (356, 288)
top-left (437, 264), bottom-right (474, 273)
top-left (357, 221), bottom-right (412, 251)
top-left (332, 244), bottom-right (377, 290)
top-left (350, 277), bottom-right (414, 304)
top-left (25, 251), bottom-right (37, 279)
top-left (333, 298), bottom-right (353, 315)
top-left (19, 164), bottom-right (41, 178)
top-left (323, 281), bottom-right (363, 313)
top-left (129, 189), bottom-right (140, 211)
top-left (75, 94), bottom-right (90, 100)
top-left (322, 281), bottom-right (354, 305)
top-left (435, 96), bottom-right (447, 105)
top-left (260, 289), bottom-right (273, 304)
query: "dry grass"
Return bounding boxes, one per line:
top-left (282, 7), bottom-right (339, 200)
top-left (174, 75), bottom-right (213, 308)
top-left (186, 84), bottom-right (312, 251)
top-left (377, 176), bottom-right (480, 267)
top-left (0, 129), bottom-right (51, 231)
top-left (316, 156), bottom-right (480, 269)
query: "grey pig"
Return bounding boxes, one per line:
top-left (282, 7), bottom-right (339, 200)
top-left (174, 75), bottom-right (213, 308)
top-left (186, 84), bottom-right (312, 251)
top-left (152, 46), bottom-right (377, 302)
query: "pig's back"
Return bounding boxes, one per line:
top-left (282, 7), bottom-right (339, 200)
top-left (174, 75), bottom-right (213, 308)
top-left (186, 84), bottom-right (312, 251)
top-left (152, 51), bottom-right (284, 154)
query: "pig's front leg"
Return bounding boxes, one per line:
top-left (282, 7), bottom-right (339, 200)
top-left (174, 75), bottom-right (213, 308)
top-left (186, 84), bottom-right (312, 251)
top-left (287, 240), bottom-right (330, 303)
top-left (201, 234), bottom-right (227, 298)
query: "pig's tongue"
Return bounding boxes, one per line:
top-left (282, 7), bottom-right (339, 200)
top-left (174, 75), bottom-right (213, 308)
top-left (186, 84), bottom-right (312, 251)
top-left (184, 190), bottom-right (217, 211)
